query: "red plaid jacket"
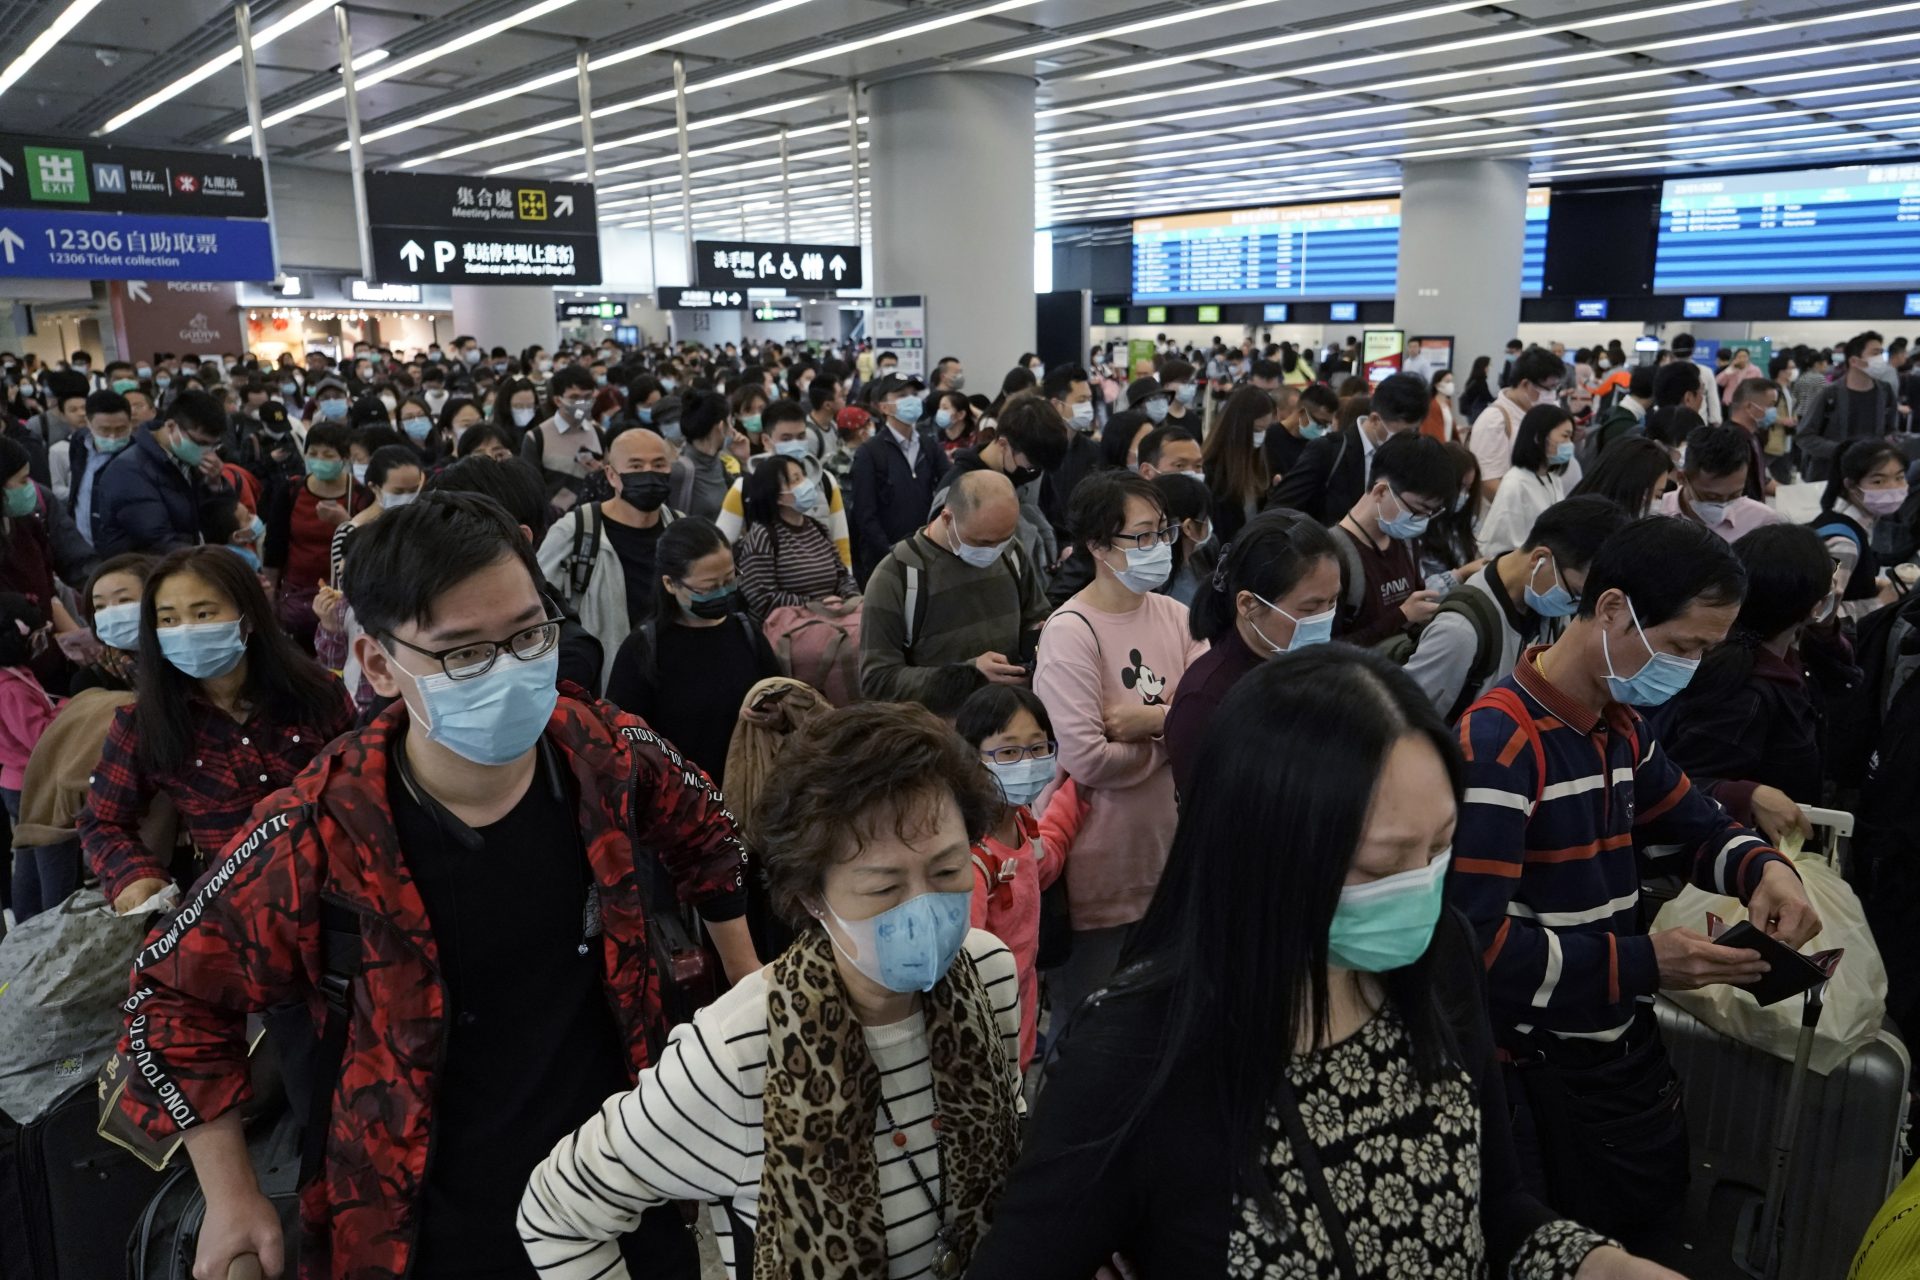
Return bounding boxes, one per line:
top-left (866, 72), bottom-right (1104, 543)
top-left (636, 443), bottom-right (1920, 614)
top-left (116, 690), bottom-right (748, 1280)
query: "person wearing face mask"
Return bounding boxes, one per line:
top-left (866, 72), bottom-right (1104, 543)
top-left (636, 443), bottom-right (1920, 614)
top-left (1467, 347), bottom-right (1564, 503)
top-left (734, 453), bottom-right (861, 629)
top-left (1037, 364), bottom-right (1098, 525)
top-left (92, 390), bottom-right (237, 557)
top-left (1271, 374), bottom-right (1433, 525)
top-left (716, 401), bottom-right (851, 562)
top-left (1263, 383), bottom-right (1338, 482)
top-left (518, 365), bottom-right (606, 507)
top-left (491, 374), bottom-right (541, 437)
top-left (394, 393), bottom-right (443, 461)
top-left (1719, 376), bottom-right (1780, 501)
top-left (110, 500), bottom-right (755, 1280)
top-left (937, 393), bottom-right (1068, 571)
top-left (1162, 510), bottom-right (1340, 796)
top-left (1654, 523), bottom-right (1856, 840)
top-left (848, 375), bottom-right (953, 584)
top-left (1157, 359), bottom-right (1198, 427)
top-left (931, 387), bottom-right (980, 456)
top-left (316, 446), bottom-right (428, 705)
top-left (665, 390), bottom-right (744, 524)
top-left (1122, 376), bottom-right (1170, 428)
top-left (78, 547), bottom-right (350, 916)
top-left (1478, 404), bottom-right (1580, 557)
top-left (306, 376), bottom-right (353, 429)
top-left (1813, 438), bottom-right (1908, 619)
top-left (1403, 496), bottom-right (1628, 722)
top-left (1798, 331), bottom-right (1899, 484)
top-left (1328, 433), bottom-right (1457, 646)
top-left (1035, 472), bottom-right (1208, 1019)
top-left (1449, 516), bottom-right (1819, 1249)
top-left (605, 517), bottom-right (780, 788)
top-left (522, 702), bottom-right (1021, 1280)
top-left (536, 426), bottom-right (680, 689)
top-left (54, 388), bottom-right (136, 543)
top-left (1423, 362), bottom-right (1458, 441)
top-left (1198, 386), bottom-right (1274, 544)
top-left (1655, 424), bottom-right (1781, 546)
top-left (954, 685), bottom-right (1085, 1071)
top-left (261, 421), bottom-right (372, 652)
top-left (975, 648), bottom-right (1685, 1280)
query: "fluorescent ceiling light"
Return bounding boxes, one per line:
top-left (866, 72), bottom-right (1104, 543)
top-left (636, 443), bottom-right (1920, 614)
top-left (97, 0), bottom-right (335, 134)
top-left (222, 0), bottom-right (584, 143)
top-left (481, 95), bottom-right (828, 175)
top-left (0, 0), bottom-right (105, 101)
top-left (975, 0), bottom-right (1300, 65)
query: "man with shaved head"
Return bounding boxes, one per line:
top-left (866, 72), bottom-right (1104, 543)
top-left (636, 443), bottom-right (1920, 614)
top-left (858, 468), bottom-right (1053, 712)
top-left (535, 426), bottom-right (678, 688)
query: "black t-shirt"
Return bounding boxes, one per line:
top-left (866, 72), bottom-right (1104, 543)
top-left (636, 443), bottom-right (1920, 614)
top-left (393, 745), bottom-right (630, 1279)
top-left (605, 615), bottom-right (778, 787)
top-left (603, 514), bottom-right (665, 625)
top-left (1264, 427), bottom-right (1308, 481)
top-left (1841, 384), bottom-right (1884, 439)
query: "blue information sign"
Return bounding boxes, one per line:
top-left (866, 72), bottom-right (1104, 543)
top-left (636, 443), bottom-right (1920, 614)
top-left (0, 206), bottom-right (274, 281)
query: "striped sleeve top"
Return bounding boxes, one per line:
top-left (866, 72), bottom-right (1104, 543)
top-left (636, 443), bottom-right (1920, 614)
top-left (1445, 647), bottom-right (1793, 1043)
top-left (518, 929), bottom-right (1021, 1279)
top-left (735, 516), bottom-right (859, 620)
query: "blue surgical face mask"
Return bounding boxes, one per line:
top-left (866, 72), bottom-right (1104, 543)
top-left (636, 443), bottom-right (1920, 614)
top-left (660, 377), bottom-right (678, 392)
top-left (93, 601), bottom-right (142, 651)
top-left (639, 406), bottom-right (654, 424)
top-left (1602, 597), bottom-right (1700, 706)
top-left (772, 439), bottom-right (809, 462)
top-left (307, 456), bottom-right (345, 482)
top-left (818, 889), bottom-right (974, 993)
top-left (317, 397), bottom-right (349, 420)
top-left (1250, 593), bottom-right (1334, 653)
top-left (790, 478), bottom-right (823, 513)
top-left (1523, 552), bottom-right (1578, 618)
top-left (400, 646), bottom-right (559, 766)
top-left (1107, 540), bottom-right (1172, 594)
top-left (402, 415), bottom-right (433, 442)
top-left (1143, 398), bottom-right (1170, 424)
top-left (157, 620), bottom-right (247, 679)
top-left (280, 382), bottom-right (298, 398)
top-left (1173, 383), bottom-right (1197, 406)
top-left (1301, 420), bottom-right (1328, 440)
top-left (946, 519), bottom-right (1009, 569)
top-left (988, 755), bottom-right (1056, 808)
top-left (1378, 489), bottom-right (1431, 540)
top-left (155, 375), bottom-right (172, 389)
top-left (1759, 406), bottom-right (1779, 429)
top-left (228, 544), bottom-right (263, 573)
top-left (934, 409), bottom-right (955, 430)
top-left (893, 397), bottom-right (923, 425)
top-left (1552, 440), bottom-right (1575, 466)
top-left (168, 433), bottom-right (206, 467)
top-left (1327, 851), bottom-right (1451, 972)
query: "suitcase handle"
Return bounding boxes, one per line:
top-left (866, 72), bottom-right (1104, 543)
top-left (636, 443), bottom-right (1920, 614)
top-left (229, 1255), bottom-right (264, 1280)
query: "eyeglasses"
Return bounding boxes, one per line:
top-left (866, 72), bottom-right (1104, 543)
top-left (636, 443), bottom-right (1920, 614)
top-left (386, 618), bottom-right (562, 681)
top-left (1109, 522), bottom-right (1180, 552)
top-left (980, 741), bottom-right (1057, 766)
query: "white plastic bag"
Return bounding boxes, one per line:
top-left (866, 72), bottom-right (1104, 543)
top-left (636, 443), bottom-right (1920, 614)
top-left (1651, 851), bottom-right (1886, 1075)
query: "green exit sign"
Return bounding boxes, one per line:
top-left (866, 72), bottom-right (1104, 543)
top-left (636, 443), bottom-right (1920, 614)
top-left (1196, 305), bottom-right (1221, 323)
top-left (1102, 306), bottom-right (1122, 324)
top-left (1146, 306), bottom-right (1167, 323)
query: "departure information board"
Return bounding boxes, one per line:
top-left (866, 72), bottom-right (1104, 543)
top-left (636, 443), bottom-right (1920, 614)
top-left (1654, 163), bottom-right (1920, 293)
top-left (1131, 189), bottom-right (1547, 303)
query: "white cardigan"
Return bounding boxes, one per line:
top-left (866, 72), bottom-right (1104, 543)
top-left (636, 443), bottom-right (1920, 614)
top-left (1477, 467), bottom-right (1565, 558)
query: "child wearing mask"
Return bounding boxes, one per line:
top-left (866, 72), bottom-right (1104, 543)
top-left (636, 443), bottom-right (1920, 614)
top-left (955, 685), bottom-right (1086, 1070)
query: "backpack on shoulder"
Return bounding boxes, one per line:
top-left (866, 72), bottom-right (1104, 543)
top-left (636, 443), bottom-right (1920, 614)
top-left (762, 604), bottom-right (861, 707)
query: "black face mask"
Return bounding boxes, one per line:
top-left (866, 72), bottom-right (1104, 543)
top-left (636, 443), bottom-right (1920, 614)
top-left (1009, 464), bottom-right (1041, 488)
top-left (684, 586), bottom-right (737, 620)
top-left (620, 471), bottom-right (671, 512)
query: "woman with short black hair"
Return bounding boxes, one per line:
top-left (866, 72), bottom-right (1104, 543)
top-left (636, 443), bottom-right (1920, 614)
top-left (1478, 403), bottom-right (1576, 556)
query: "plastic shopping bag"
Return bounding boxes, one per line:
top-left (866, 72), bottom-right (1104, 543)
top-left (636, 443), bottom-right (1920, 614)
top-left (1651, 850), bottom-right (1886, 1075)
top-left (0, 886), bottom-right (177, 1123)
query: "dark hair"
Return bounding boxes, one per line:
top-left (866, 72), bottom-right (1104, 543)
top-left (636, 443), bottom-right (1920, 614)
top-left (87, 389), bottom-right (131, 417)
top-left (1670, 332), bottom-right (1696, 357)
top-left (1524, 494), bottom-right (1630, 574)
top-left (1107, 648), bottom-right (1460, 1200)
top-left (303, 422), bottom-right (352, 457)
top-left (1189, 509), bottom-right (1339, 642)
top-left (1684, 523), bottom-right (1836, 703)
top-left (1069, 470), bottom-right (1165, 554)
top-left (1418, 440), bottom-right (1483, 567)
top-left (1249, 358), bottom-right (1281, 382)
top-left (1652, 361), bottom-right (1702, 408)
top-left (83, 552), bottom-right (159, 622)
top-left (742, 454), bottom-right (805, 528)
top-left (165, 388), bottom-right (228, 439)
top-left (367, 443), bottom-right (424, 490)
top-left (1574, 515), bottom-right (1747, 625)
top-left (650, 515), bottom-right (732, 627)
top-left (754, 702), bottom-right (1005, 926)
top-left (1509, 404), bottom-right (1574, 473)
top-left (437, 394), bottom-right (479, 435)
top-left (1368, 432), bottom-right (1456, 505)
top-left (1138, 425), bottom-right (1198, 470)
top-left (427, 454), bottom-right (553, 542)
top-left (1099, 411), bottom-right (1151, 472)
top-left (1729, 377), bottom-right (1777, 411)
top-left (994, 393), bottom-right (1070, 471)
top-left (995, 365), bottom-right (1037, 408)
top-left (1844, 331), bottom-right (1882, 361)
top-left (954, 684), bottom-right (1054, 751)
top-left (1822, 438), bottom-right (1904, 514)
top-left (0, 435), bottom-right (27, 486)
top-left (1508, 347), bottom-right (1564, 391)
top-left (1040, 364), bottom-right (1088, 402)
top-left (490, 377), bottom-right (540, 430)
top-left (1570, 437), bottom-right (1674, 518)
top-left (1200, 386), bottom-right (1274, 509)
top-left (1683, 424), bottom-right (1750, 481)
top-left (454, 421), bottom-right (517, 458)
top-left (549, 364), bottom-right (596, 398)
top-left (1159, 357), bottom-right (1195, 385)
top-left (762, 397), bottom-right (806, 431)
top-left (1370, 372), bottom-right (1431, 427)
top-left (806, 379), bottom-right (840, 413)
top-left (0, 591), bottom-right (44, 667)
top-left (342, 492), bottom-right (544, 642)
top-left (134, 547), bottom-right (342, 775)
top-left (1643, 405), bottom-right (1702, 452)
top-left (1627, 365), bottom-right (1656, 401)
top-left (680, 390), bottom-right (731, 445)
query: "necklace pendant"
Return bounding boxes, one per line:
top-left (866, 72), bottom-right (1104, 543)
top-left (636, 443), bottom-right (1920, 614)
top-left (930, 1228), bottom-right (962, 1280)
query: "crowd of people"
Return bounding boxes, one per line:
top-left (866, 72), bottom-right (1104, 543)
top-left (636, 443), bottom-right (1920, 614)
top-left (0, 317), bottom-right (1914, 1280)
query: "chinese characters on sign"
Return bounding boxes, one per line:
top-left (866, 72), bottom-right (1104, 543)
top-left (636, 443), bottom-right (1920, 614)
top-left (657, 287), bottom-right (753, 310)
top-left (693, 239), bottom-right (862, 291)
top-left (366, 171), bottom-right (600, 285)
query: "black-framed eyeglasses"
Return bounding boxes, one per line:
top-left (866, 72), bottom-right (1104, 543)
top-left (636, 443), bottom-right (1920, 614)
top-left (387, 618), bottom-right (563, 681)
top-left (980, 741), bottom-right (1057, 766)
top-left (1110, 522), bottom-right (1180, 552)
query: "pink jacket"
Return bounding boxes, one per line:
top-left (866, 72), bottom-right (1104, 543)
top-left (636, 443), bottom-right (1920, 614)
top-left (0, 666), bottom-right (59, 791)
top-left (970, 778), bottom-right (1087, 1070)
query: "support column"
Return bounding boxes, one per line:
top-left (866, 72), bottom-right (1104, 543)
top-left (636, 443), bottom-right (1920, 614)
top-left (451, 285), bottom-right (555, 353)
top-left (1394, 158), bottom-right (1530, 379)
top-left (868, 72), bottom-right (1034, 378)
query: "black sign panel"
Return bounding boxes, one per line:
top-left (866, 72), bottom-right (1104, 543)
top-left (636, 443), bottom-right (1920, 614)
top-left (694, 239), bottom-right (861, 291)
top-left (750, 304), bottom-right (803, 323)
top-left (658, 286), bottom-right (751, 310)
top-left (558, 299), bottom-right (627, 320)
top-left (366, 170), bottom-right (600, 285)
top-left (0, 134), bottom-right (267, 218)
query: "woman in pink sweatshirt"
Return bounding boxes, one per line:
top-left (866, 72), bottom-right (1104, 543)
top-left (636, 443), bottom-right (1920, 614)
top-left (0, 592), bottom-right (60, 816)
top-left (1034, 472), bottom-right (1207, 1023)
top-left (955, 685), bottom-right (1087, 1070)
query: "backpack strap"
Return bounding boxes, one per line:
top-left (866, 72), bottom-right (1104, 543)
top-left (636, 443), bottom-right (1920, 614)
top-left (671, 459), bottom-right (697, 515)
top-left (1330, 527), bottom-right (1370, 618)
top-left (896, 537), bottom-right (931, 655)
top-left (1048, 608), bottom-right (1103, 657)
top-left (1442, 585), bottom-right (1506, 722)
top-left (303, 893), bottom-right (364, 1181)
top-left (1475, 686), bottom-right (1547, 811)
top-left (566, 503), bottom-right (601, 599)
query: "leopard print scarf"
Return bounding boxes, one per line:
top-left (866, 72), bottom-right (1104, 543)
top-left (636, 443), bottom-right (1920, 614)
top-left (753, 925), bottom-right (1020, 1280)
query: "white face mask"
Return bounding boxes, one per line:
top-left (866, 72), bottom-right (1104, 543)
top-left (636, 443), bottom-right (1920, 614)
top-left (511, 405), bottom-right (536, 427)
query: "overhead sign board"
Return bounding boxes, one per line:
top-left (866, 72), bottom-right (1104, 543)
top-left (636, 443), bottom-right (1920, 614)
top-left (694, 238), bottom-right (861, 291)
top-left (365, 170), bottom-right (600, 285)
top-left (1574, 299), bottom-right (1609, 320)
top-left (558, 299), bottom-right (626, 319)
top-left (0, 134), bottom-right (267, 218)
top-left (0, 206), bottom-right (273, 281)
top-left (658, 286), bottom-right (749, 310)
top-left (348, 278), bottom-right (421, 304)
top-left (750, 304), bottom-right (802, 323)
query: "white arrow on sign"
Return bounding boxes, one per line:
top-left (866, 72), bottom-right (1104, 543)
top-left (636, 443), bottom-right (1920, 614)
top-left (434, 240), bottom-right (456, 272)
top-left (829, 254), bottom-right (847, 280)
top-left (0, 227), bottom-right (21, 264)
top-left (127, 280), bottom-right (152, 303)
top-left (555, 194), bottom-right (574, 217)
top-left (0, 157), bottom-right (13, 192)
top-left (400, 240), bottom-right (427, 270)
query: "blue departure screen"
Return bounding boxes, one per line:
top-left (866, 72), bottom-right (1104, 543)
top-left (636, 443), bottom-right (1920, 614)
top-left (1654, 163), bottom-right (1920, 293)
top-left (1131, 189), bottom-right (1549, 302)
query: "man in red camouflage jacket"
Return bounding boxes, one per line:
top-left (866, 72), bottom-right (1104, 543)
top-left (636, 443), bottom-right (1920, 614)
top-left (116, 491), bottom-right (760, 1280)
